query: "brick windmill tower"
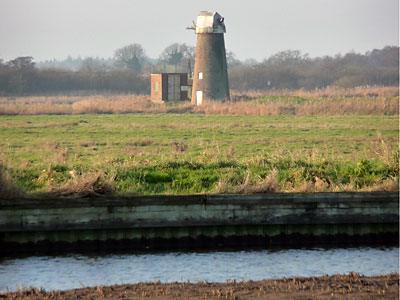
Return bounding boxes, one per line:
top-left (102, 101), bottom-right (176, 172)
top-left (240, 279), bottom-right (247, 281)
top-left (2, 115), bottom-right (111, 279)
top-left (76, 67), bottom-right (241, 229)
top-left (189, 11), bottom-right (230, 106)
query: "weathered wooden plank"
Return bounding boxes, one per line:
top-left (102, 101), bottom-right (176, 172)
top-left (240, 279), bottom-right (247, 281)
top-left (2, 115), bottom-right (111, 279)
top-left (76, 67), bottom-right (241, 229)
top-left (0, 192), bottom-right (398, 247)
top-left (1, 192), bottom-right (397, 210)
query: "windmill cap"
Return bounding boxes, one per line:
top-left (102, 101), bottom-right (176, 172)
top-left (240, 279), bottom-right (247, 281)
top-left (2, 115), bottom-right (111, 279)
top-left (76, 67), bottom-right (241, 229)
top-left (195, 11), bottom-right (226, 34)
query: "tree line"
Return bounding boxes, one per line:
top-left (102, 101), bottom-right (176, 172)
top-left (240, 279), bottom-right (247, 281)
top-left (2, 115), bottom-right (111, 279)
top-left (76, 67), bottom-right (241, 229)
top-left (229, 47), bottom-right (399, 90)
top-left (0, 44), bottom-right (398, 96)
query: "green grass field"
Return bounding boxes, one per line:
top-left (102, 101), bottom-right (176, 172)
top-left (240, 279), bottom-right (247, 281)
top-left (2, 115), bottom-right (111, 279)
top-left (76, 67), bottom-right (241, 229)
top-left (0, 113), bottom-right (398, 196)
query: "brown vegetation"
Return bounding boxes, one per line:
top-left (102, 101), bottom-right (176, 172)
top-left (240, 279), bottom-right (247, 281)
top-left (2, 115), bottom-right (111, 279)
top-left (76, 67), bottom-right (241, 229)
top-left (216, 170), bottom-right (280, 194)
top-left (230, 84), bottom-right (399, 99)
top-left (214, 168), bottom-right (399, 194)
top-left (0, 164), bottom-right (22, 199)
top-left (2, 273), bottom-right (398, 300)
top-left (45, 171), bottom-right (114, 198)
top-left (0, 86), bottom-right (398, 116)
top-left (196, 97), bottom-right (397, 116)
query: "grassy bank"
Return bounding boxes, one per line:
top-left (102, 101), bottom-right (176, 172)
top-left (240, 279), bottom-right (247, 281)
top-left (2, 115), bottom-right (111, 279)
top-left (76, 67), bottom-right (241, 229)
top-left (0, 113), bottom-right (398, 197)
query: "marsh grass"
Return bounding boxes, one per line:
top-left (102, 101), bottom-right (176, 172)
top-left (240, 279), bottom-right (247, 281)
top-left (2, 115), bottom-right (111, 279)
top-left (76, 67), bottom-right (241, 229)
top-left (2, 139), bottom-right (398, 197)
top-left (0, 91), bottom-right (398, 197)
top-left (46, 170), bottom-right (114, 197)
top-left (216, 170), bottom-right (280, 194)
top-left (0, 86), bottom-right (398, 116)
top-left (0, 164), bottom-right (22, 199)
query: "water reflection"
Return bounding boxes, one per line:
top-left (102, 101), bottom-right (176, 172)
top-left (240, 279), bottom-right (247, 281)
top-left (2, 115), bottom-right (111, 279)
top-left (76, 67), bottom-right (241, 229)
top-left (0, 246), bottom-right (398, 291)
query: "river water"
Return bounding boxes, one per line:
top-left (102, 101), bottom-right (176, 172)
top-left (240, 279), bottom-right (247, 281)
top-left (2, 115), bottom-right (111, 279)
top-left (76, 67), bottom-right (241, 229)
top-left (1, 246), bottom-right (398, 292)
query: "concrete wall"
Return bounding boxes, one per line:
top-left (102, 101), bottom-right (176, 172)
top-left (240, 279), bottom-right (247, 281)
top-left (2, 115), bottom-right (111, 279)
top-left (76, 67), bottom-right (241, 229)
top-left (0, 192), bottom-right (398, 252)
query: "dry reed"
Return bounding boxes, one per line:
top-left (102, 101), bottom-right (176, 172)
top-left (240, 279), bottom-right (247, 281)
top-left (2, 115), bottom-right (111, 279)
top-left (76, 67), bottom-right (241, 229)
top-left (216, 170), bottom-right (280, 194)
top-left (231, 85), bottom-right (399, 99)
top-left (0, 86), bottom-right (397, 116)
top-left (0, 164), bottom-right (22, 199)
top-left (46, 171), bottom-right (114, 197)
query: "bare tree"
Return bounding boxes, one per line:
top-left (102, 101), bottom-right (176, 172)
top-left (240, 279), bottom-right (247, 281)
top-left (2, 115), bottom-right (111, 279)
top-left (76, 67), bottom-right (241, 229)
top-left (7, 56), bottom-right (36, 94)
top-left (8, 56), bottom-right (35, 72)
top-left (79, 57), bottom-right (110, 73)
top-left (226, 50), bottom-right (241, 68)
top-left (159, 43), bottom-right (195, 72)
top-left (114, 43), bottom-right (147, 73)
top-left (264, 50), bottom-right (310, 65)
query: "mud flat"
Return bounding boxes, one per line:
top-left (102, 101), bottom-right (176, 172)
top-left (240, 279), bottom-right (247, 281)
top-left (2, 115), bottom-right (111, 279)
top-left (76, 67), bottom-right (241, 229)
top-left (1, 273), bottom-right (398, 300)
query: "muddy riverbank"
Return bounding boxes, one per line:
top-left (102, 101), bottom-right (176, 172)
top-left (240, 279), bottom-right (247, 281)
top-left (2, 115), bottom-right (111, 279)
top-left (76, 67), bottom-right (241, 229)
top-left (2, 273), bottom-right (398, 300)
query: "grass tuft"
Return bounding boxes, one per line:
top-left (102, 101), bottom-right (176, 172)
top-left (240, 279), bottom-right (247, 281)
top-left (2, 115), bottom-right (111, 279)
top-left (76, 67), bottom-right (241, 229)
top-left (0, 164), bottom-right (22, 199)
top-left (46, 171), bottom-right (114, 197)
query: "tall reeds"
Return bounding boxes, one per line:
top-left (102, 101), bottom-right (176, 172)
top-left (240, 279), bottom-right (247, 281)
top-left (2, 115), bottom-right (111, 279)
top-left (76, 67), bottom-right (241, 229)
top-left (0, 86), bottom-right (398, 116)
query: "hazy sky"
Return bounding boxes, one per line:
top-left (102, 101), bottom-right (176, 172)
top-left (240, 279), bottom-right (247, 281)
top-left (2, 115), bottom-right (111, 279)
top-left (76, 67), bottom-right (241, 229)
top-left (0, 0), bottom-right (398, 62)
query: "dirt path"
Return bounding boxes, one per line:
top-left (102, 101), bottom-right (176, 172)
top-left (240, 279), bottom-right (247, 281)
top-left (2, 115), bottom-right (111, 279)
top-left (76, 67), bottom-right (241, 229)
top-left (2, 273), bottom-right (398, 300)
